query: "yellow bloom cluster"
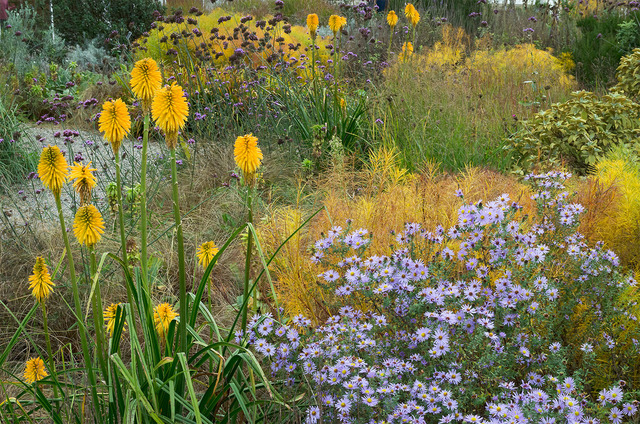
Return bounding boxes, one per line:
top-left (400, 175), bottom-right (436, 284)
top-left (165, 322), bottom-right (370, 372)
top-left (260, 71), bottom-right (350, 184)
top-left (24, 357), bottom-right (48, 384)
top-left (197, 241), bottom-right (219, 269)
top-left (151, 82), bottom-right (190, 149)
top-left (307, 13), bottom-right (319, 38)
top-left (98, 99), bottom-right (131, 154)
top-left (73, 204), bottom-right (105, 247)
top-left (154, 303), bottom-right (178, 339)
top-left (69, 161), bottom-right (97, 205)
top-left (405, 4), bottom-right (420, 27)
top-left (328, 15), bottom-right (347, 36)
top-left (104, 303), bottom-right (124, 337)
top-left (387, 10), bottom-right (398, 28)
top-left (234, 134), bottom-right (263, 186)
top-left (130, 57), bottom-right (163, 110)
top-left (28, 257), bottom-right (55, 303)
top-left (38, 145), bottom-right (68, 197)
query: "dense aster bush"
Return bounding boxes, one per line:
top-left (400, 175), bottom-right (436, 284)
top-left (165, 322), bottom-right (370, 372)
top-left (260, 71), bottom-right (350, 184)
top-left (246, 172), bottom-right (640, 423)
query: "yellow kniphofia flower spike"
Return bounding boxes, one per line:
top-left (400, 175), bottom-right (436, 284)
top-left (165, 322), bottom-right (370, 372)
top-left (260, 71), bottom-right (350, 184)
top-left (197, 241), bottom-right (219, 269)
top-left (28, 257), bottom-right (55, 304)
top-left (151, 82), bottom-right (190, 149)
top-left (38, 145), bottom-right (68, 197)
top-left (234, 134), bottom-right (263, 186)
top-left (68, 161), bottom-right (97, 205)
top-left (130, 57), bottom-right (163, 111)
top-left (98, 99), bottom-right (131, 154)
top-left (73, 204), bottom-right (105, 247)
top-left (24, 357), bottom-right (48, 384)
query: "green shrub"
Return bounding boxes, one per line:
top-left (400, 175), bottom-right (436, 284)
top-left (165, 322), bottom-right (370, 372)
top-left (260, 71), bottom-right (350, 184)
top-left (506, 90), bottom-right (640, 174)
top-left (0, 95), bottom-right (37, 191)
top-left (613, 47), bottom-right (640, 101)
top-left (571, 11), bottom-right (640, 90)
top-left (0, 6), bottom-right (66, 79)
top-left (52, 0), bottom-right (163, 47)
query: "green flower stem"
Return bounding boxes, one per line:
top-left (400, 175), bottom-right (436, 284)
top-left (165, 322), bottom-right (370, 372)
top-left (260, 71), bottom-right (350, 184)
top-left (140, 112), bottom-right (150, 288)
top-left (169, 146), bottom-right (187, 416)
top-left (311, 34), bottom-right (317, 96)
top-left (41, 301), bottom-right (59, 401)
top-left (241, 188), bottom-right (254, 334)
top-left (89, 246), bottom-right (108, 380)
top-left (54, 195), bottom-right (102, 421)
top-left (114, 152), bottom-right (134, 309)
top-left (169, 147), bottom-right (187, 353)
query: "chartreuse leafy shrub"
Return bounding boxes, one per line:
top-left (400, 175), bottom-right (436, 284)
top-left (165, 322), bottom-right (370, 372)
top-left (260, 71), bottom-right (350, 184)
top-left (506, 90), bottom-right (640, 174)
top-left (247, 171), bottom-right (640, 423)
top-left (613, 47), bottom-right (640, 101)
top-left (257, 160), bottom-right (536, 323)
top-left (376, 26), bottom-right (576, 172)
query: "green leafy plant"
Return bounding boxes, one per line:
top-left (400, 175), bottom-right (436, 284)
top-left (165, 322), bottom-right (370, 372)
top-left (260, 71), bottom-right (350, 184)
top-left (506, 90), bottom-right (640, 174)
top-left (613, 47), bottom-right (640, 101)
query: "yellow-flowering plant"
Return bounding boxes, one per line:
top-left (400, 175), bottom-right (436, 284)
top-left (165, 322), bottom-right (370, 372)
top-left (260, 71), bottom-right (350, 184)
top-left (130, 57), bottom-right (162, 112)
top-left (68, 161), bottom-right (97, 206)
top-left (98, 99), bottom-right (131, 155)
top-left (23, 357), bottom-right (48, 385)
top-left (151, 80), bottom-right (191, 357)
top-left (328, 14), bottom-right (347, 37)
top-left (307, 13), bottom-right (319, 39)
top-left (38, 145), bottom-right (68, 198)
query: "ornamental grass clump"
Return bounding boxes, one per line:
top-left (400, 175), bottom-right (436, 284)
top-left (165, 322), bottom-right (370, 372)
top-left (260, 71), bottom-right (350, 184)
top-left (248, 171), bottom-right (640, 422)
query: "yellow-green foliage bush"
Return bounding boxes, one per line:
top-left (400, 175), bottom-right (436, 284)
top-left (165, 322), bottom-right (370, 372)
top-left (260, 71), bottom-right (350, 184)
top-left (613, 47), bottom-right (640, 101)
top-left (377, 26), bottom-right (576, 171)
top-left (394, 25), bottom-right (576, 109)
top-left (576, 146), bottom-right (640, 271)
top-left (137, 8), bottom-right (329, 72)
top-left (567, 147), bottom-right (640, 390)
top-left (257, 150), bottom-right (536, 322)
top-left (507, 90), bottom-right (640, 174)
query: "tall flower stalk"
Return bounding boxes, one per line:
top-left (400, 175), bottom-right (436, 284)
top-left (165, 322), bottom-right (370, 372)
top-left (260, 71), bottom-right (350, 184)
top-left (234, 134), bottom-right (263, 332)
top-left (98, 98), bottom-right (133, 307)
top-left (130, 58), bottom-right (162, 289)
top-left (151, 82), bottom-right (189, 353)
top-left (38, 145), bottom-right (102, 418)
top-left (405, 3), bottom-right (420, 46)
top-left (28, 257), bottom-right (58, 399)
top-left (307, 14), bottom-right (319, 94)
top-left (387, 10), bottom-right (398, 55)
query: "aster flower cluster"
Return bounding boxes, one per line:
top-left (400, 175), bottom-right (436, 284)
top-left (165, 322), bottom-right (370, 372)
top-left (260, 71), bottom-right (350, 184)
top-left (247, 172), bottom-right (639, 423)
